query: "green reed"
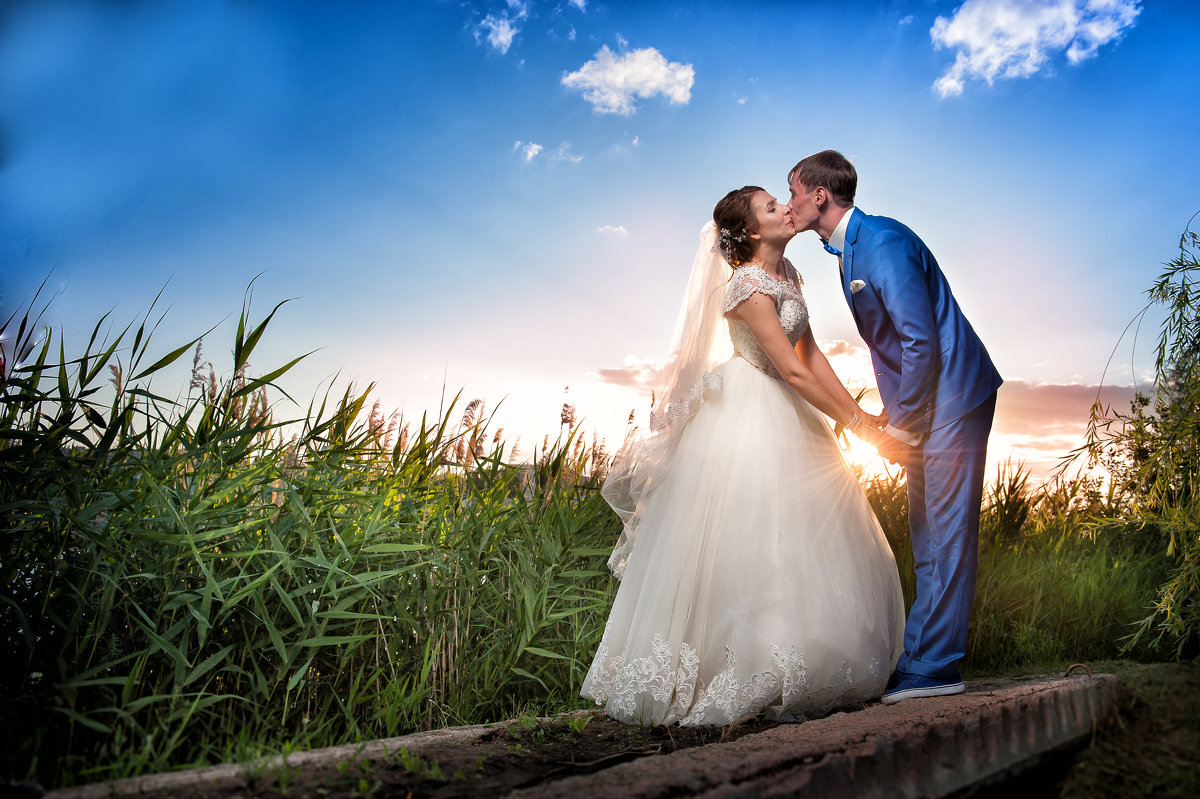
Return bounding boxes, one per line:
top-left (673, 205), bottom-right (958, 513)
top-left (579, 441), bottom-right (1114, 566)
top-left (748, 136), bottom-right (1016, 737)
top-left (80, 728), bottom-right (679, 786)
top-left (0, 288), bottom-right (618, 788)
top-left (0, 286), bottom-right (1168, 789)
top-left (863, 460), bottom-right (1168, 671)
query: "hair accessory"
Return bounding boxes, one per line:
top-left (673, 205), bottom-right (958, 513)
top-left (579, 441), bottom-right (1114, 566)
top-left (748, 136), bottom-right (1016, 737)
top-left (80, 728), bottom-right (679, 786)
top-left (717, 227), bottom-right (748, 264)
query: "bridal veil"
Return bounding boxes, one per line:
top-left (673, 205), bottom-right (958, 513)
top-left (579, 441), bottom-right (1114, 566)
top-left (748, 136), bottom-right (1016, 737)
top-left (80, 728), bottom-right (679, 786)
top-left (601, 222), bottom-right (733, 577)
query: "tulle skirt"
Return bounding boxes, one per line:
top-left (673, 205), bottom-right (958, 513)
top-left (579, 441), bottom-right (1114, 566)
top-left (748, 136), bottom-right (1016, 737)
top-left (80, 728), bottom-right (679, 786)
top-left (581, 356), bottom-right (905, 726)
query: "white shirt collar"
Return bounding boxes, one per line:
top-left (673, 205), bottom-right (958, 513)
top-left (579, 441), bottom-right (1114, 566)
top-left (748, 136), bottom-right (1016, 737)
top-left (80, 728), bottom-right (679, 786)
top-left (827, 206), bottom-right (855, 253)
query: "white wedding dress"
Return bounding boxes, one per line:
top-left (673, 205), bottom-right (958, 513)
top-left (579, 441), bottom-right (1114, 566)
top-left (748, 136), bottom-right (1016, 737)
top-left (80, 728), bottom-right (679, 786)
top-left (581, 262), bottom-right (905, 726)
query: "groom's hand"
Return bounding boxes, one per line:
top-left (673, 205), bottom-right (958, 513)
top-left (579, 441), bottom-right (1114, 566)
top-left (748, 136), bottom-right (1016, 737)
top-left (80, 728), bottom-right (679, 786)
top-left (861, 427), bottom-right (918, 467)
top-left (879, 433), bottom-right (918, 467)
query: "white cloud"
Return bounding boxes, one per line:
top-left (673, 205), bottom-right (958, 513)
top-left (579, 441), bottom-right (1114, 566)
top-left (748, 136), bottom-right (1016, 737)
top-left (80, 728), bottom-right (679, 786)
top-left (473, 2), bottom-right (531, 55)
top-left (597, 224), bottom-right (628, 236)
top-left (568, 26), bottom-right (576, 41)
top-left (631, 135), bottom-right (639, 146)
top-left (930, 0), bottom-right (1140, 98)
top-left (476, 14), bottom-right (519, 54)
top-left (553, 142), bottom-right (583, 163)
top-left (900, 14), bottom-right (914, 26)
top-left (818, 339), bottom-right (877, 388)
top-left (570, 0), bottom-right (587, 11)
top-left (562, 45), bottom-right (695, 115)
top-left (595, 353), bottom-right (658, 389)
top-left (821, 339), bottom-right (868, 358)
top-left (513, 140), bottom-right (543, 161)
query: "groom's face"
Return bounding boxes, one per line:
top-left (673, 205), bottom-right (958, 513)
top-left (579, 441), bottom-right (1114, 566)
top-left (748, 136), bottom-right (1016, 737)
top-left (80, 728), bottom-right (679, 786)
top-left (786, 174), bottom-right (820, 232)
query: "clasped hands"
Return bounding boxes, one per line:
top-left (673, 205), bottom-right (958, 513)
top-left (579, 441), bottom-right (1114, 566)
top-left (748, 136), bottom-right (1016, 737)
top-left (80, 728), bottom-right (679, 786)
top-left (850, 408), bottom-right (919, 467)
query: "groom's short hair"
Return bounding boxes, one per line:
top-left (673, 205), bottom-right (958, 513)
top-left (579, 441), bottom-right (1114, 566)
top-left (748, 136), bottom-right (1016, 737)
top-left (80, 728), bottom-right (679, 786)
top-left (788, 150), bottom-right (856, 206)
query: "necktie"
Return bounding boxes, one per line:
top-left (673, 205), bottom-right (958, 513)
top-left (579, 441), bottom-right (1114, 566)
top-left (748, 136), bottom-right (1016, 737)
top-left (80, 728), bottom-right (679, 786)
top-left (821, 239), bottom-right (842, 257)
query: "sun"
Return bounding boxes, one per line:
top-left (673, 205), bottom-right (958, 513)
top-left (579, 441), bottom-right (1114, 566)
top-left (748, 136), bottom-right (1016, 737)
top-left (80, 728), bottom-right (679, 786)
top-left (838, 431), bottom-right (897, 481)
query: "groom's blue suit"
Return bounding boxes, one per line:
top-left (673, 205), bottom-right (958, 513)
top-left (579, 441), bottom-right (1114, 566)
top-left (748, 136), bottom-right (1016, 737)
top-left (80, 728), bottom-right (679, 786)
top-left (840, 208), bottom-right (1002, 682)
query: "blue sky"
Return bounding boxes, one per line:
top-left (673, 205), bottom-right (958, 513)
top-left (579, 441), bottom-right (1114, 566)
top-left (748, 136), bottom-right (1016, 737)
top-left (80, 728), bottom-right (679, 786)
top-left (2, 0), bottom-right (1197, 476)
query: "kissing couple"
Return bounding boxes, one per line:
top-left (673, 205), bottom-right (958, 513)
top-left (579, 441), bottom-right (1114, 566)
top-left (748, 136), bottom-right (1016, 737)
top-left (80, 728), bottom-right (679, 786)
top-left (582, 149), bottom-right (1002, 726)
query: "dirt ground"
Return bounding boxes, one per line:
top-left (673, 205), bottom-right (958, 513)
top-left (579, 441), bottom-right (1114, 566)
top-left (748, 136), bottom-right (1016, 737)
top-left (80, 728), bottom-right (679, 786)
top-left (1060, 660), bottom-right (1200, 799)
top-left (207, 713), bottom-right (781, 799)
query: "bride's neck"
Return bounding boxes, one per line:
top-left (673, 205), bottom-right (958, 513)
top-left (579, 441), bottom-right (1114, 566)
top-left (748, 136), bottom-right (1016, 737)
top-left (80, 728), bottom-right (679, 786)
top-left (747, 243), bottom-right (786, 273)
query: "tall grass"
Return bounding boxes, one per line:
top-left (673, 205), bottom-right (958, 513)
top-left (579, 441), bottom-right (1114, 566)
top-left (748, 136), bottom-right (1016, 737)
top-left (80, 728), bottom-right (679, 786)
top-left (0, 288), bottom-right (1168, 788)
top-left (0, 290), bottom-right (617, 788)
top-left (863, 462), bottom-right (1169, 671)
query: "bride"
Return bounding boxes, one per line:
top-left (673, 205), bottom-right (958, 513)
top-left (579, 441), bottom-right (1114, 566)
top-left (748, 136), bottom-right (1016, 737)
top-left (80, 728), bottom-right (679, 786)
top-left (580, 186), bottom-right (905, 726)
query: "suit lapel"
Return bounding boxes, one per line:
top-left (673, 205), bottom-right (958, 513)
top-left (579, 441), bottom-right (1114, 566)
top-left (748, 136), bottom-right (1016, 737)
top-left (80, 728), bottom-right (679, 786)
top-left (841, 208), bottom-right (863, 307)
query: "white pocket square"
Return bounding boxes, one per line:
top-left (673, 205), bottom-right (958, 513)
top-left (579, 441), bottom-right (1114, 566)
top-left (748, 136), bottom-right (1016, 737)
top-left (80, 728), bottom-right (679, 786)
top-left (850, 279), bottom-right (867, 294)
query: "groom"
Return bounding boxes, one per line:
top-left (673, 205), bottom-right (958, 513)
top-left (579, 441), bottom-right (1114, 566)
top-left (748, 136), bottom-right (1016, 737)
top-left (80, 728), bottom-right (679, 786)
top-left (787, 150), bottom-right (1002, 703)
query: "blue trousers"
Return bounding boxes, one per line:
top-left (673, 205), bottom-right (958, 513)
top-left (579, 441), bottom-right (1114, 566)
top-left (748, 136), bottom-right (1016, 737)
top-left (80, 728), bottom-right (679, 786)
top-left (894, 393), bottom-right (996, 682)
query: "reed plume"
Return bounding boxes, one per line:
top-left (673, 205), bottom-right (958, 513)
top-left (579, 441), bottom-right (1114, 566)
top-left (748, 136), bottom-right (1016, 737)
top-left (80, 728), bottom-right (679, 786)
top-left (189, 338), bottom-right (207, 395)
top-left (368, 399), bottom-right (384, 438)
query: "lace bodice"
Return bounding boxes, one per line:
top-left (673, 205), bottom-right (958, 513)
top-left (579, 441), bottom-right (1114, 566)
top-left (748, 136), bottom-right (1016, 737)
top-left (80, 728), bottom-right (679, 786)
top-left (723, 262), bottom-right (809, 378)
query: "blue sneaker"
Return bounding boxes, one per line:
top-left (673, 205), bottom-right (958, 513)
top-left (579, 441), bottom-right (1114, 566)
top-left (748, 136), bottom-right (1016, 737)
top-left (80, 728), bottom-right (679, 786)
top-left (881, 672), bottom-right (965, 704)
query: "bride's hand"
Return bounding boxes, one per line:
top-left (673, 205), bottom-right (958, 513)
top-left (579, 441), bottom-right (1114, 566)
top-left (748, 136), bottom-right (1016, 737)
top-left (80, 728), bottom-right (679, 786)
top-left (863, 408), bottom-right (888, 429)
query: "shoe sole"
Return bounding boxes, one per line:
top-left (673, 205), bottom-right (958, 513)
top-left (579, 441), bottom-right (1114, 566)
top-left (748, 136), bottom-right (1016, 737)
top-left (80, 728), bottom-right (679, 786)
top-left (881, 681), bottom-right (965, 705)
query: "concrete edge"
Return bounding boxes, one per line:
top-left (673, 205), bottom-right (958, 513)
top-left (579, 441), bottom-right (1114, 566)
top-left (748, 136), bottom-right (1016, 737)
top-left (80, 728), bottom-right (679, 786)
top-left (46, 721), bottom-right (500, 798)
top-left (509, 674), bottom-right (1122, 799)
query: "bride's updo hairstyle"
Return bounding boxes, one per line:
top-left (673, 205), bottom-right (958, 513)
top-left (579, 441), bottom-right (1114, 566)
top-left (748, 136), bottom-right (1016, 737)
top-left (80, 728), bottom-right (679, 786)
top-left (713, 186), bottom-right (764, 267)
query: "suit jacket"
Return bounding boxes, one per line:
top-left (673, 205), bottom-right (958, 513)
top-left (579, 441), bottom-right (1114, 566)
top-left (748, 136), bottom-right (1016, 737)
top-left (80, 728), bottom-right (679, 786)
top-left (841, 208), bottom-right (1002, 434)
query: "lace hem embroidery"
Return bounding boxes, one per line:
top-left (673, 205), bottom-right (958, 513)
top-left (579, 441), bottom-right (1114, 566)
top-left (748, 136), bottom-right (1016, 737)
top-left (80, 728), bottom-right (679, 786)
top-left (582, 624), bottom-right (885, 726)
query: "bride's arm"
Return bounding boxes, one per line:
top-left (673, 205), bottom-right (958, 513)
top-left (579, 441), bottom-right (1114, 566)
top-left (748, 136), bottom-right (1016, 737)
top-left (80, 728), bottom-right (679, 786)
top-left (795, 327), bottom-right (917, 464)
top-left (794, 329), bottom-right (881, 426)
top-left (727, 294), bottom-right (861, 426)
